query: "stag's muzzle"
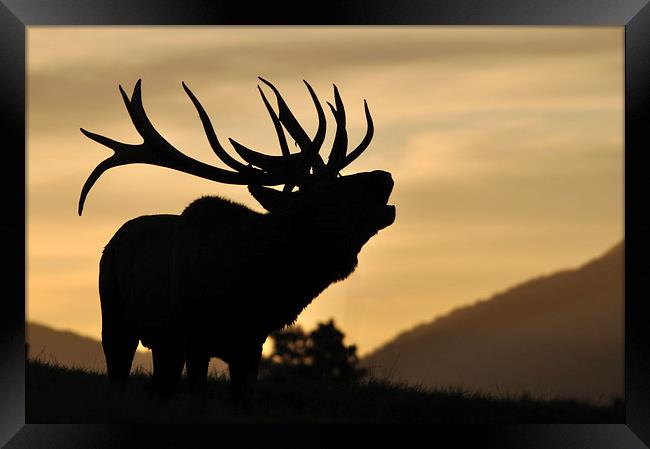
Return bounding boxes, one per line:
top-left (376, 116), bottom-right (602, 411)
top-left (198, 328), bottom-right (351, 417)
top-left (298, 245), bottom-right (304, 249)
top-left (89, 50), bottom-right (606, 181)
top-left (370, 170), bottom-right (396, 229)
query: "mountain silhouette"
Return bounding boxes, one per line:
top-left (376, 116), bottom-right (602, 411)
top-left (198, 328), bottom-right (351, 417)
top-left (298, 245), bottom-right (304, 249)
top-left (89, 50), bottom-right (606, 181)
top-left (26, 322), bottom-right (227, 375)
top-left (361, 242), bottom-right (623, 403)
top-left (27, 322), bottom-right (152, 373)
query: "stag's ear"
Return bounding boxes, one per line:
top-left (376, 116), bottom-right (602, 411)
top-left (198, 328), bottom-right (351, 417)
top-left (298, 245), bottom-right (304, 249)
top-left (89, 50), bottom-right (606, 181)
top-left (248, 185), bottom-right (296, 213)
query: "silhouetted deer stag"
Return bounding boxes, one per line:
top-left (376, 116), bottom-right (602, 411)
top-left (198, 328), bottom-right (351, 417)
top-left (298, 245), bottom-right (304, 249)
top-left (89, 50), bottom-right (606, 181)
top-left (79, 78), bottom-right (395, 409)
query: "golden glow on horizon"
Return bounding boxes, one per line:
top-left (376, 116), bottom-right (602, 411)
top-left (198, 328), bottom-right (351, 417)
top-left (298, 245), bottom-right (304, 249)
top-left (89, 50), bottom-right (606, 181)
top-left (27, 27), bottom-right (623, 356)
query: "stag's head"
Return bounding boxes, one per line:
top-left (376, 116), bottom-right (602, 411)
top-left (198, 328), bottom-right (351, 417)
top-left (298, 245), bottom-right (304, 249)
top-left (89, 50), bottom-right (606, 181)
top-left (78, 78), bottom-right (395, 248)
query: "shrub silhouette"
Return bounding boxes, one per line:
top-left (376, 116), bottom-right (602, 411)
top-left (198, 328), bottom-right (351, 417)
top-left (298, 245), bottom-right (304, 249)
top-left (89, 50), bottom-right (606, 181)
top-left (262, 320), bottom-right (366, 382)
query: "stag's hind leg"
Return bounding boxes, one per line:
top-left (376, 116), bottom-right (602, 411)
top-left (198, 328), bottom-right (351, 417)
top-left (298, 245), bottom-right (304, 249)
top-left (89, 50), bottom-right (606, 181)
top-left (102, 323), bottom-right (138, 390)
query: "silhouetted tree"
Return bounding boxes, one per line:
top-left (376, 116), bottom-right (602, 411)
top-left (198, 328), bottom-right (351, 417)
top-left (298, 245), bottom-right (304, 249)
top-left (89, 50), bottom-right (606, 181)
top-left (262, 319), bottom-right (366, 382)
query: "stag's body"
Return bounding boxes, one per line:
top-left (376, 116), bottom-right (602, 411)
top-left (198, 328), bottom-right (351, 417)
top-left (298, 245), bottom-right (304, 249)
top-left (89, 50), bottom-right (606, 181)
top-left (100, 195), bottom-right (363, 394)
top-left (81, 78), bottom-right (394, 408)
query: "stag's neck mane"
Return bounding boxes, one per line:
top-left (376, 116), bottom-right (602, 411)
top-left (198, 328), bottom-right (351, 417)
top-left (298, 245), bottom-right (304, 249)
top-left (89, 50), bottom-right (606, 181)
top-left (269, 209), bottom-right (360, 280)
top-left (260, 209), bottom-right (360, 329)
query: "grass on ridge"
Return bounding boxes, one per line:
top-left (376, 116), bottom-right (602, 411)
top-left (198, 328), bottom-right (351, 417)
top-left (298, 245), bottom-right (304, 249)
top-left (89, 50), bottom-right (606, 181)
top-left (26, 359), bottom-right (624, 424)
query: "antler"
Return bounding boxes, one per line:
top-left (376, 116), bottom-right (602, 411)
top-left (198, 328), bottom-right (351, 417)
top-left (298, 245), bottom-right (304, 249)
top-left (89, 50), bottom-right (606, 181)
top-left (79, 78), bottom-right (375, 214)
top-left (78, 79), bottom-right (312, 214)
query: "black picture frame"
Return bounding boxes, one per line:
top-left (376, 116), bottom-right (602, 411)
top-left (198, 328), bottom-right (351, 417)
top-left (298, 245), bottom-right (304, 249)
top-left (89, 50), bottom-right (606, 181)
top-left (2, 1), bottom-right (649, 447)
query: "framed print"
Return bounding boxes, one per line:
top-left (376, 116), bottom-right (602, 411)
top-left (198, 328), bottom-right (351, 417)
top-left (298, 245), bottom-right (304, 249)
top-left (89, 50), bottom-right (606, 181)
top-left (2, 0), bottom-right (649, 447)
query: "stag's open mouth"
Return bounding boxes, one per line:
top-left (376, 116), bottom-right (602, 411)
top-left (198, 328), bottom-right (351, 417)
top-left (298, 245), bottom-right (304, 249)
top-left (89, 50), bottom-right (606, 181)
top-left (372, 172), bottom-right (395, 229)
top-left (373, 174), bottom-right (393, 204)
top-left (378, 204), bottom-right (396, 229)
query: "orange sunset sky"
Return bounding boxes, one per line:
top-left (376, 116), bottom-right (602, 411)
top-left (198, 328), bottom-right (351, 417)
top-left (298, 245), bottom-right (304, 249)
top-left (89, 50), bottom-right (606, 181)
top-left (27, 27), bottom-right (623, 356)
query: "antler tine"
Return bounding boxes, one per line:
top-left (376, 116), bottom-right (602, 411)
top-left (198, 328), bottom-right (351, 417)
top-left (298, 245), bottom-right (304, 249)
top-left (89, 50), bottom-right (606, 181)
top-left (257, 85), bottom-right (290, 158)
top-left (78, 80), bottom-right (282, 215)
top-left (257, 82), bottom-right (303, 192)
top-left (225, 84), bottom-right (309, 175)
top-left (123, 80), bottom-right (167, 144)
top-left (227, 138), bottom-right (307, 176)
top-left (182, 82), bottom-right (258, 174)
top-left (338, 99), bottom-right (374, 171)
top-left (78, 129), bottom-right (139, 216)
top-left (326, 84), bottom-right (348, 172)
top-left (258, 77), bottom-right (326, 169)
top-left (301, 80), bottom-right (327, 172)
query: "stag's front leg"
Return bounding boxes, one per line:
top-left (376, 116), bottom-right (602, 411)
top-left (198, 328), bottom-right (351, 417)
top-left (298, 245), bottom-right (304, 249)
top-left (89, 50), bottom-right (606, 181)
top-left (229, 344), bottom-right (262, 411)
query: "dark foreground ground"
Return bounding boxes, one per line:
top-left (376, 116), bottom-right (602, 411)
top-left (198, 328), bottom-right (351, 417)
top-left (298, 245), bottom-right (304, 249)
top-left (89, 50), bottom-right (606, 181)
top-left (26, 360), bottom-right (624, 424)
